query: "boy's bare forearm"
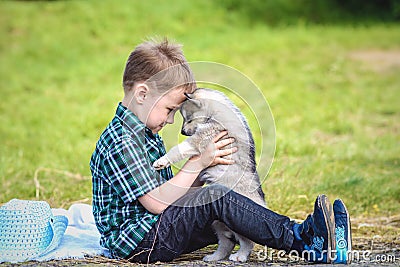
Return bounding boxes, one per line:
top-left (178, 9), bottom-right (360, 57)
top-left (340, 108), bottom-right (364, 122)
top-left (157, 159), bottom-right (203, 197)
top-left (140, 159), bottom-right (204, 214)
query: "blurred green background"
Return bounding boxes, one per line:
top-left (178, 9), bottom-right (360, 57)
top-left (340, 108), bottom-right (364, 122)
top-left (1, 0), bottom-right (399, 219)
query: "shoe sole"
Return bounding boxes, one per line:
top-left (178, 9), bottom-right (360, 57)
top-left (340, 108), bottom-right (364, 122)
top-left (319, 195), bottom-right (336, 263)
top-left (336, 199), bottom-right (352, 264)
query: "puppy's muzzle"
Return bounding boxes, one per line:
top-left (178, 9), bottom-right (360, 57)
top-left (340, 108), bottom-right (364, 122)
top-left (181, 126), bottom-right (196, 136)
top-left (181, 128), bottom-right (190, 136)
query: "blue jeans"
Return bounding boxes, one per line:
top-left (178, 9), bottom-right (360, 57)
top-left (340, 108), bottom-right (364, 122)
top-left (128, 184), bottom-right (295, 263)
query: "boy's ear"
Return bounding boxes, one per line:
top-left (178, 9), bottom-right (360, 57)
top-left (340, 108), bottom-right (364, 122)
top-left (134, 83), bottom-right (149, 104)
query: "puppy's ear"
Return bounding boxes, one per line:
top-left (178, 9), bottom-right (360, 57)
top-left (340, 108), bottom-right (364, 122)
top-left (189, 98), bottom-right (202, 108)
top-left (184, 92), bottom-right (193, 99)
top-left (184, 93), bottom-right (202, 108)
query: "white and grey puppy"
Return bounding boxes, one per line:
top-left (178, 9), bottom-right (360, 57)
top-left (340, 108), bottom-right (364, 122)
top-left (153, 88), bottom-right (266, 262)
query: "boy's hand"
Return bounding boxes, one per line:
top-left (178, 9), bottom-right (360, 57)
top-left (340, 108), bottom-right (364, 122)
top-left (189, 131), bottom-right (237, 169)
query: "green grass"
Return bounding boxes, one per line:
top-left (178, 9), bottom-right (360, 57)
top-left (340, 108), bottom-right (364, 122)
top-left (0, 1), bottom-right (399, 218)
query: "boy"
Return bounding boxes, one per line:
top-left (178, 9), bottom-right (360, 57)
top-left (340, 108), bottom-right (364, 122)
top-left (90, 38), bottom-right (351, 264)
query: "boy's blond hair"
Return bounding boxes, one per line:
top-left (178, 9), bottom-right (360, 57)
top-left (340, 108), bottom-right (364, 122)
top-left (123, 37), bottom-right (196, 93)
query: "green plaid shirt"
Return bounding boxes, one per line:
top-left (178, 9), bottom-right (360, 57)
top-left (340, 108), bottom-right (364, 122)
top-left (90, 103), bottom-right (173, 258)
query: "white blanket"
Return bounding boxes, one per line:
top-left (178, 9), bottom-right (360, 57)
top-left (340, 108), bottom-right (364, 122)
top-left (35, 204), bottom-right (109, 261)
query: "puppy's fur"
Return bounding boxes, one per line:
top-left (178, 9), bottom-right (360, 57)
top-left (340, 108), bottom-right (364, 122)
top-left (153, 88), bottom-right (266, 262)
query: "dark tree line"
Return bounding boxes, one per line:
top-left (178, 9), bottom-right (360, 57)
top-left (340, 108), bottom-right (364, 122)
top-left (219, 0), bottom-right (400, 25)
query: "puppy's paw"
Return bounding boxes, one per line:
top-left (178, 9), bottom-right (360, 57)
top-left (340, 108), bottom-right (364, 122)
top-left (153, 157), bottom-right (170, 170)
top-left (229, 253), bottom-right (248, 262)
top-left (203, 252), bottom-right (225, 262)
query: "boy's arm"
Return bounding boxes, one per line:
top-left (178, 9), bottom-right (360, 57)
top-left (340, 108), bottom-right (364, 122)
top-left (138, 131), bottom-right (236, 214)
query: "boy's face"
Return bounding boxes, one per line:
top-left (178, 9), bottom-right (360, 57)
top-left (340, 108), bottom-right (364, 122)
top-left (144, 87), bottom-right (187, 134)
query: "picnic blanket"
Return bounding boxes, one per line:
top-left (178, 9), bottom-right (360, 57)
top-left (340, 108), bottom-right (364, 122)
top-left (35, 203), bottom-right (109, 261)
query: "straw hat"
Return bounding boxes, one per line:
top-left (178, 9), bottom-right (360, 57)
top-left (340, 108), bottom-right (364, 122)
top-left (0, 199), bottom-right (68, 263)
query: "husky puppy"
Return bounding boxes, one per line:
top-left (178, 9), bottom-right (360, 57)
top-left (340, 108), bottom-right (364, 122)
top-left (153, 88), bottom-right (266, 262)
